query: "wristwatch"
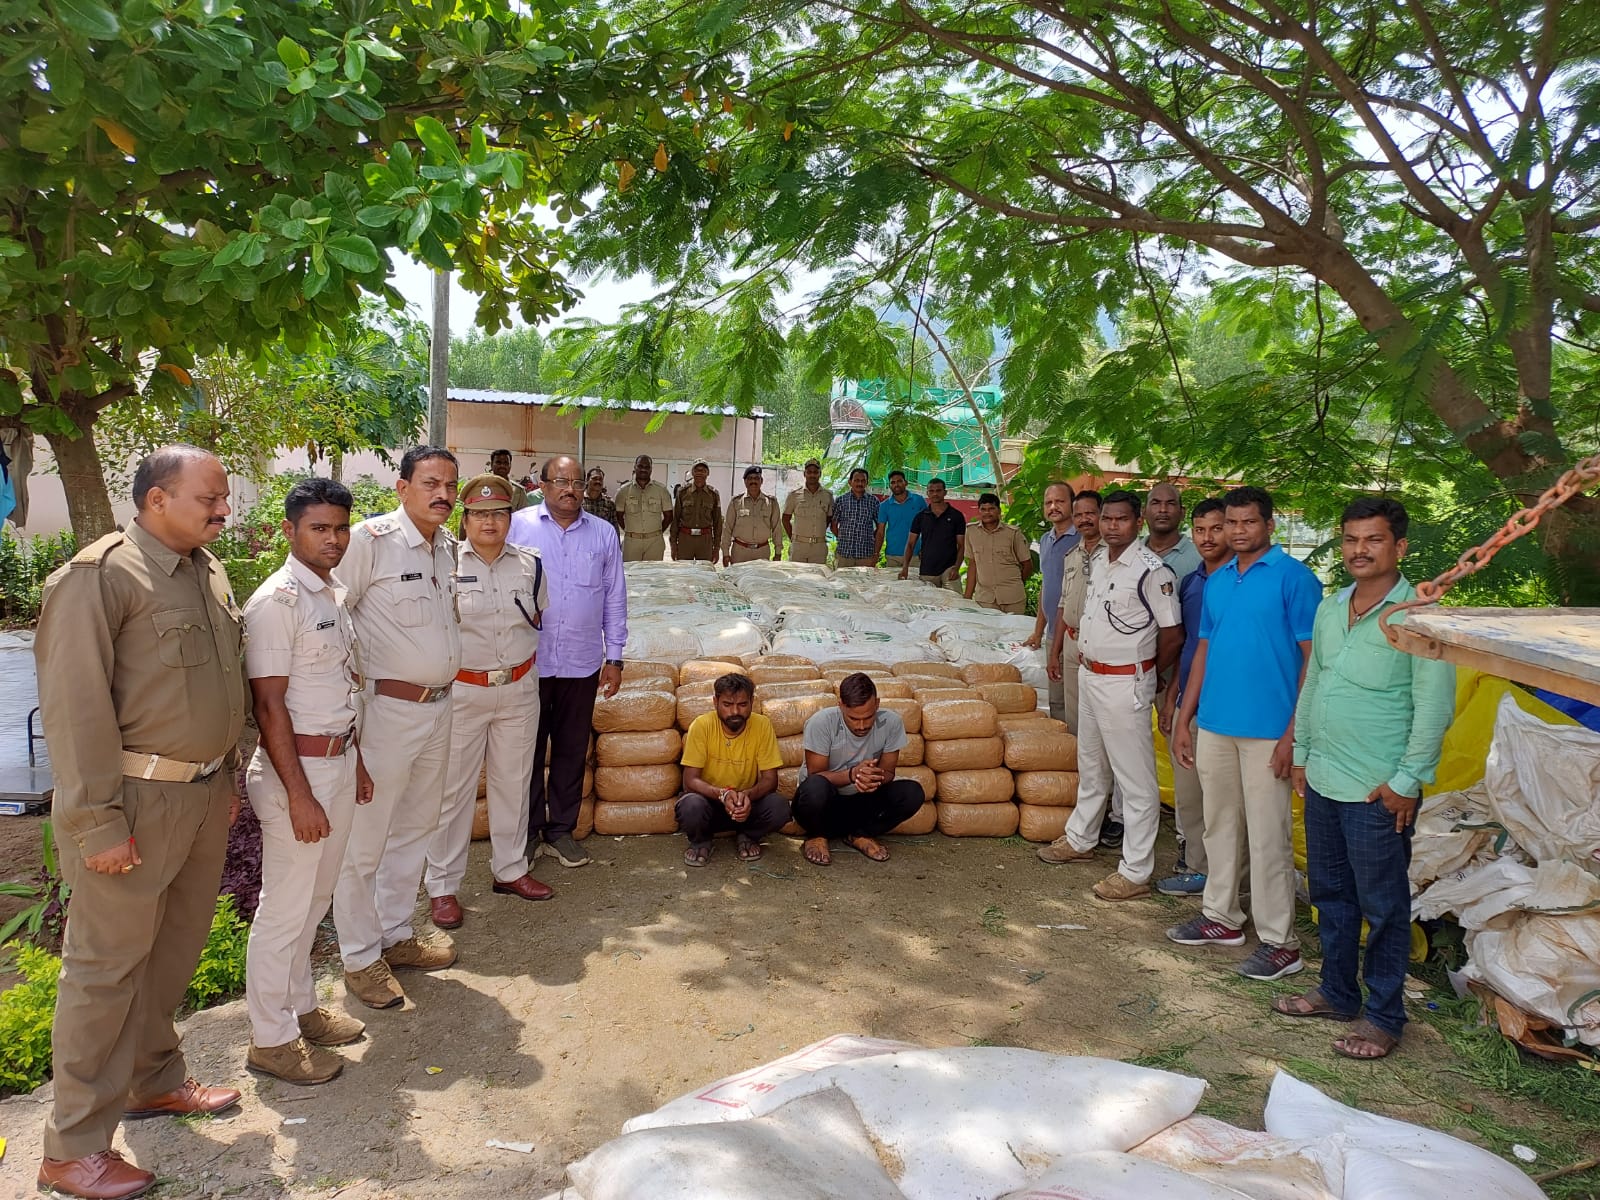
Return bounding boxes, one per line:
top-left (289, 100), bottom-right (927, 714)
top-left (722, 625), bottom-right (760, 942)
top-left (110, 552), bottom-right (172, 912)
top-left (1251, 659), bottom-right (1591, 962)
top-left (605, 658), bottom-right (623, 668)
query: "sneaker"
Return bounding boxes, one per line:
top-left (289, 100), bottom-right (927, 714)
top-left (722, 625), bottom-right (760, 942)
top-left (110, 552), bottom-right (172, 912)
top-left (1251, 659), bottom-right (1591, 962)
top-left (1091, 872), bottom-right (1151, 902)
top-left (344, 960), bottom-right (406, 1009)
top-left (247, 1037), bottom-right (344, 1085)
top-left (1166, 915), bottom-right (1246, 947)
top-left (298, 1006), bottom-right (366, 1046)
top-left (540, 834), bottom-right (592, 868)
top-left (382, 934), bottom-right (458, 971)
top-left (1237, 944), bottom-right (1304, 981)
top-left (1156, 871), bottom-right (1207, 896)
top-left (1098, 819), bottom-right (1125, 849)
top-left (1036, 836), bottom-right (1096, 864)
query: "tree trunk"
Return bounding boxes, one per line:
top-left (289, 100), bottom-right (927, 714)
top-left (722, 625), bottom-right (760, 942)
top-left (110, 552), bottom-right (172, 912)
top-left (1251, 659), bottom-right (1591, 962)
top-left (330, 448), bottom-right (345, 483)
top-left (43, 423), bottom-right (117, 544)
top-left (1537, 502), bottom-right (1600, 607)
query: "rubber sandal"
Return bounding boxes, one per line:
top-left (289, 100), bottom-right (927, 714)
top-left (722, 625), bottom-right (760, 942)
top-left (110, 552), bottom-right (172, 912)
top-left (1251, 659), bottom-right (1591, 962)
top-left (683, 844), bottom-right (711, 868)
top-left (736, 836), bottom-right (763, 861)
top-left (1271, 989), bottom-right (1358, 1021)
top-left (843, 835), bottom-right (890, 862)
top-left (1332, 1018), bottom-right (1399, 1060)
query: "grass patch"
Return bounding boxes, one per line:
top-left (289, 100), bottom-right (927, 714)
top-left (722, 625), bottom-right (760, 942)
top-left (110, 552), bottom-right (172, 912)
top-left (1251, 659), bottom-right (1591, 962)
top-left (1127, 1039), bottom-right (1200, 1073)
top-left (980, 904), bottom-right (1008, 936)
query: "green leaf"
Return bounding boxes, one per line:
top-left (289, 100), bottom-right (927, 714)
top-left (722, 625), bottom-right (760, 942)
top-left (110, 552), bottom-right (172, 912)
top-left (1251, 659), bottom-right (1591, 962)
top-left (403, 197), bottom-right (432, 244)
top-left (325, 233), bottom-right (380, 273)
top-left (277, 35), bottom-right (309, 70)
top-left (123, 55), bottom-right (162, 110)
top-left (53, 0), bottom-right (120, 40)
top-left (302, 262), bottom-right (330, 298)
top-left (356, 204), bottom-right (400, 227)
top-left (414, 115), bottom-right (461, 165)
top-left (46, 52), bottom-right (84, 104)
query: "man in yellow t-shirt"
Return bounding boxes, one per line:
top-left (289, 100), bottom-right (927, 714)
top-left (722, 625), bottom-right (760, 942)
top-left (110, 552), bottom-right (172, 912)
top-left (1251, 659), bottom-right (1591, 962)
top-left (675, 672), bottom-right (789, 867)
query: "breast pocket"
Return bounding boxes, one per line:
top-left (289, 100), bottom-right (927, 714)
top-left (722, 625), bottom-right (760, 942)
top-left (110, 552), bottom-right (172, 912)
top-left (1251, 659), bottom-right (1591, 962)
top-left (578, 552), bottom-right (604, 588)
top-left (456, 578), bottom-right (487, 616)
top-left (298, 628), bottom-right (346, 675)
top-left (152, 608), bottom-right (214, 668)
top-left (393, 584), bottom-right (433, 628)
top-left (1338, 642), bottom-right (1409, 692)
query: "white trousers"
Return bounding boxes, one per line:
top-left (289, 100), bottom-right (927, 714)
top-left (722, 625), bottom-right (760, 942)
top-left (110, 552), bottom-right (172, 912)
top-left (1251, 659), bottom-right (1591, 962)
top-left (334, 692), bottom-right (453, 971)
top-left (245, 748), bottom-right (357, 1047)
top-left (426, 672), bottom-right (540, 894)
top-left (1196, 730), bottom-right (1298, 948)
top-left (1064, 666), bottom-right (1161, 883)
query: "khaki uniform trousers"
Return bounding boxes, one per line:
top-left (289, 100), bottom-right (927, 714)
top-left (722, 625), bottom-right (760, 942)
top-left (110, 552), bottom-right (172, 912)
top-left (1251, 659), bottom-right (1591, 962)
top-left (920, 571), bottom-right (963, 593)
top-left (1058, 631), bottom-right (1081, 734)
top-left (1046, 646), bottom-right (1066, 724)
top-left (427, 672), bottom-right (540, 894)
top-left (675, 533), bottom-right (717, 562)
top-left (728, 541), bottom-right (776, 564)
top-left (44, 770), bottom-right (233, 1160)
top-left (334, 691), bottom-right (453, 971)
top-left (622, 530), bottom-right (666, 562)
top-left (978, 595), bottom-right (1027, 614)
top-left (1063, 668), bottom-right (1162, 884)
top-left (1157, 686), bottom-right (1207, 875)
top-left (789, 536), bottom-right (828, 564)
top-left (245, 748), bottom-right (357, 1047)
top-left (1196, 729), bottom-right (1298, 948)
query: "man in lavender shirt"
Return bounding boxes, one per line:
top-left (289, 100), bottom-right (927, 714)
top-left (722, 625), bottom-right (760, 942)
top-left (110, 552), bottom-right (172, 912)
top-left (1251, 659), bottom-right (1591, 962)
top-left (508, 454), bottom-right (627, 868)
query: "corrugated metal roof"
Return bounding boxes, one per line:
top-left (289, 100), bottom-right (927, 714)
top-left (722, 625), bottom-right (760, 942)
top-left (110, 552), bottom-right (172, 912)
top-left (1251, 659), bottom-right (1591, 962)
top-left (448, 388), bottom-right (767, 419)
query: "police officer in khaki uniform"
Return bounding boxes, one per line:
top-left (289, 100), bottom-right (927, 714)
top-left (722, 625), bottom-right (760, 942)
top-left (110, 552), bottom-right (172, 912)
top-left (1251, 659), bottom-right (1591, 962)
top-left (487, 449), bottom-right (530, 511)
top-left (334, 446), bottom-right (463, 1011)
top-left (1041, 490), bottom-right (1182, 903)
top-left (783, 458), bottom-right (834, 564)
top-left (672, 461), bottom-right (722, 562)
top-left (614, 454), bottom-right (673, 561)
top-left (35, 446), bottom-right (246, 1200)
top-left (425, 474), bottom-right (553, 925)
top-left (963, 492), bottom-right (1034, 612)
top-left (723, 466), bottom-right (783, 563)
top-left (242, 477), bottom-right (370, 1087)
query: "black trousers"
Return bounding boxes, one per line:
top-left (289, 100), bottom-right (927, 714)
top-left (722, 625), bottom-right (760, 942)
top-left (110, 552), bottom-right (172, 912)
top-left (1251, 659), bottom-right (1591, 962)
top-left (528, 671), bottom-right (600, 842)
top-left (674, 791), bottom-right (791, 845)
top-left (792, 775), bottom-right (924, 839)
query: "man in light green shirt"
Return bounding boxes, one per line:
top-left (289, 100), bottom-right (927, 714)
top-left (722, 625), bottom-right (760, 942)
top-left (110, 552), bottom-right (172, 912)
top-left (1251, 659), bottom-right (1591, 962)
top-left (1275, 497), bottom-right (1454, 1062)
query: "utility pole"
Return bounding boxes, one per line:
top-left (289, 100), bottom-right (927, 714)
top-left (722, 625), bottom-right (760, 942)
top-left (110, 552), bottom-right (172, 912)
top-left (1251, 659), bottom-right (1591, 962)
top-left (428, 269), bottom-right (450, 447)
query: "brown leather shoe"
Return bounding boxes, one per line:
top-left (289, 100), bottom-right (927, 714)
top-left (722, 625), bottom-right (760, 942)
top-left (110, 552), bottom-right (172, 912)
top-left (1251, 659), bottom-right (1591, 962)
top-left (124, 1078), bottom-right (242, 1119)
top-left (38, 1150), bottom-right (154, 1200)
top-left (429, 894), bottom-right (464, 929)
top-left (491, 873), bottom-right (554, 901)
top-left (298, 1005), bottom-right (366, 1046)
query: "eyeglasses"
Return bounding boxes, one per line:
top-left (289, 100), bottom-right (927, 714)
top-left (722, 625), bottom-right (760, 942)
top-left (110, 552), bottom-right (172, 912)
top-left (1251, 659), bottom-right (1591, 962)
top-left (546, 477), bottom-right (583, 490)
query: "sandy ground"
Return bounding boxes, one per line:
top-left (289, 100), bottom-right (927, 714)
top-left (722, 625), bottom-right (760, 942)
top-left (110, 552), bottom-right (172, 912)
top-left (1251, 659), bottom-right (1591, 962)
top-left (0, 825), bottom-right (1575, 1198)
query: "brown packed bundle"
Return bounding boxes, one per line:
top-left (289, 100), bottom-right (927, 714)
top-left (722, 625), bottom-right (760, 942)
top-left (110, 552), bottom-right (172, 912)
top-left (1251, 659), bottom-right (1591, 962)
top-left (743, 652), bottom-right (817, 669)
top-left (777, 733), bottom-right (806, 768)
top-left (591, 689), bottom-right (676, 733)
top-left (618, 672), bottom-right (676, 694)
top-left (593, 763), bottom-right (681, 804)
top-left (675, 690), bottom-right (727, 730)
top-left (675, 678), bottom-right (716, 698)
top-left (471, 795), bottom-right (490, 840)
top-left (776, 766), bottom-right (801, 799)
top-left (1013, 770), bottom-right (1080, 807)
top-left (892, 660), bottom-right (962, 679)
top-left (595, 728), bottom-right (684, 768)
top-left (976, 682), bottom-right (1038, 715)
top-left (937, 801), bottom-right (1020, 837)
top-left (1002, 721), bottom-right (1078, 771)
top-left (584, 764), bottom-right (594, 796)
top-left (749, 663), bottom-right (824, 685)
top-left (934, 767), bottom-right (1016, 804)
top-left (822, 666), bottom-right (894, 686)
top-left (780, 816), bottom-right (805, 836)
top-left (996, 712), bottom-right (1047, 732)
top-left (897, 764), bottom-right (937, 802)
top-left (476, 764), bottom-right (488, 799)
top-left (1017, 804), bottom-right (1069, 842)
top-left (756, 679), bottom-right (836, 702)
top-left (913, 686), bottom-right (983, 705)
top-left (763, 693), bottom-right (838, 738)
top-left (593, 798), bottom-right (678, 835)
top-left (960, 662), bottom-right (1024, 686)
top-left (923, 736), bottom-right (1005, 772)
top-left (576, 795), bottom-right (595, 840)
top-left (890, 801), bottom-right (938, 835)
top-left (878, 697), bottom-right (922, 734)
top-left (623, 659), bottom-right (681, 686)
top-left (871, 679), bottom-right (916, 700)
top-left (921, 698), bottom-right (999, 740)
top-left (823, 658), bottom-right (890, 673)
top-left (679, 657), bottom-right (750, 684)
top-left (898, 733), bottom-right (924, 766)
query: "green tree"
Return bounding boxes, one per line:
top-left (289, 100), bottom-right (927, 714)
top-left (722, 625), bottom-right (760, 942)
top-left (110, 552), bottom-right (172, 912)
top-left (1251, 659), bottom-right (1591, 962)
top-left (0, 0), bottom-right (720, 541)
top-left (558, 0), bottom-right (1600, 599)
top-left (450, 326), bottom-right (548, 391)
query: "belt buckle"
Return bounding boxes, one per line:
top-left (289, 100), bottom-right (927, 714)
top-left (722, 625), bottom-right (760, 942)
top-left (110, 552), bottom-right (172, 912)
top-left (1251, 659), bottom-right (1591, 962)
top-left (428, 684), bottom-right (451, 702)
top-left (488, 667), bottom-right (512, 687)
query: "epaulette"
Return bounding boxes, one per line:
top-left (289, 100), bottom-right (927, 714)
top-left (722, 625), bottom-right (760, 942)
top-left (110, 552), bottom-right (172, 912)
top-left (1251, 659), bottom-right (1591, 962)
top-left (270, 574), bottom-right (299, 607)
top-left (67, 531), bottom-right (126, 567)
top-left (360, 515), bottom-right (399, 537)
top-left (1135, 543), bottom-right (1167, 571)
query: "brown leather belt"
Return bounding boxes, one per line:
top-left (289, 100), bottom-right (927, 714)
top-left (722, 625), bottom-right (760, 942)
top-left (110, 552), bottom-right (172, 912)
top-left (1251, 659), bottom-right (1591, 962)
top-left (455, 655), bottom-right (536, 688)
top-left (1082, 656), bottom-right (1157, 676)
top-left (295, 729), bottom-right (356, 758)
top-left (732, 537), bottom-right (766, 548)
top-left (625, 530), bottom-right (659, 538)
top-left (375, 678), bottom-right (453, 703)
top-left (678, 526), bottom-right (709, 536)
top-left (121, 751), bottom-right (227, 783)
top-left (796, 535), bottom-right (825, 543)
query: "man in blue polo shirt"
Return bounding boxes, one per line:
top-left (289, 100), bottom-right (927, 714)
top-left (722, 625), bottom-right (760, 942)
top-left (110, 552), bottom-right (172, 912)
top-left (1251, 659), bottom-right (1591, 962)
top-left (1167, 486), bottom-right (1322, 981)
top-left (1023, 482), bottom-right (1080, 723)
top-left (877, 470), bottom-right (927, 572)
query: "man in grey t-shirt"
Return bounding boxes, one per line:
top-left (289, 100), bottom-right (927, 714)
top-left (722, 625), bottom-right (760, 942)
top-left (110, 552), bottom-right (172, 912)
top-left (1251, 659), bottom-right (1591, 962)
top-left (795, 673), bottom-right (925, 866)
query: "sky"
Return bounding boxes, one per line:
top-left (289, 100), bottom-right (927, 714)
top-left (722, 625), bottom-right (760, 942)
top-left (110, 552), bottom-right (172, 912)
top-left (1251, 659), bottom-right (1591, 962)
top-left (387, 252), bottom-right (645, 335)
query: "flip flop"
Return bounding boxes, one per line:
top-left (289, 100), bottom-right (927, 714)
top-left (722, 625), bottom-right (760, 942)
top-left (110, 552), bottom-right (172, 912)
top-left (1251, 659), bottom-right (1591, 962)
top-left (683, 844), bottom-right (711, 868)
top-left (802, 837), bottom-right (832, 866)
top-left (1271, 989), bottom-right (1358, 1022)
top-left (736, 835), bottom-right (763, 862)
top-left (843, 835), bottom-right (890, 862)
top-left (1332, 1018), bottom-right (1399, 1060)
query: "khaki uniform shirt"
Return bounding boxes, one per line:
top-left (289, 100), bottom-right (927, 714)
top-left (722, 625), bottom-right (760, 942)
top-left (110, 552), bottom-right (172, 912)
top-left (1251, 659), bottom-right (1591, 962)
top-left (674, 484), bottom-right (722, 543)
top-left (504, 479), bottom-right (531, 512)
top-left (454, 541), bottom-right (549, 671)
top-left (1059, 540), bottom-right (1098, 636)
top-left (965, 521), bottom-right (1032, 608)
top-left (339, 506), bottom-right (461, 688)
top-left (783, 486), bottom-right (834, 543)
top-left (34, 522), bottom-right (248, 858)
top-left (1077, 541), bottom-right (1181, 666)
top-left (615, 480), bottom-right (673, 537)
top-left (242, 554), bottom-right (360, 737)
top-left (724, 493), bottom-right (783, 556)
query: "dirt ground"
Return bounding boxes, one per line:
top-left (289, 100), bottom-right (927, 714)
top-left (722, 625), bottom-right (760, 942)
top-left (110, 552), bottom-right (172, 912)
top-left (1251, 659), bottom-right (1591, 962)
top-left (0, 821), bottom-right (1590, 1198)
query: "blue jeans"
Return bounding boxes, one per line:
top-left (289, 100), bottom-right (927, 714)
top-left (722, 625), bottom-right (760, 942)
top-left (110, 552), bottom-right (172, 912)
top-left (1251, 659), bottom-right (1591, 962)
top-left (1304, 783), bottom-right (1414, 1038)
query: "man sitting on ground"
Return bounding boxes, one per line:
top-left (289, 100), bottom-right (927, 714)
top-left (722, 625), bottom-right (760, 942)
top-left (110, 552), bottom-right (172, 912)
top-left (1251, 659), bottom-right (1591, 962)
top-left (795, 673), bottom-right (924, 865)
top-left (675, 673), bottom-right (790, 866)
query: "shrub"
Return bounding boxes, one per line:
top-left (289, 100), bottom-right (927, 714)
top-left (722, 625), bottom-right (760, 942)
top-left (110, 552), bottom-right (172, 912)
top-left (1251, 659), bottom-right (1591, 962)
top-left (0, 822), bottom-right (70, 949)
top-left (185, 894), bottom-right (250, 1010)
top-left (219, 793), bottom-right (263, 920)
top-left (0, 942), bottom-right (62, 1094)
top-left (0, 530), bottom-right (76, 625)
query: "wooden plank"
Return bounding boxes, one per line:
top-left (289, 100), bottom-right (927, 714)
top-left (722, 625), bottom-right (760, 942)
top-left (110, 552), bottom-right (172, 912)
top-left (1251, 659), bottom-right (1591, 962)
top-left (1387, 607), bottom-right (1600, 706)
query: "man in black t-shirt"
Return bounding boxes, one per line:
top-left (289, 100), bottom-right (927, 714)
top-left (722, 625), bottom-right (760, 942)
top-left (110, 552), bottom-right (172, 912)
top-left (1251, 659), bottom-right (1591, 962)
top-left (897, 477), bottom-right (967, 592)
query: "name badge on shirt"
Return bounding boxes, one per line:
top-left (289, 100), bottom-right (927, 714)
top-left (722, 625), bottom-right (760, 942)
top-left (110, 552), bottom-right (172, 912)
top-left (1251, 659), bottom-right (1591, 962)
top-left (455, 575), bottom-right (478, 583)
top-left (400, 571), bottom-right (423, 582)
top-left (315, 619), bottom-right (336, 630)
